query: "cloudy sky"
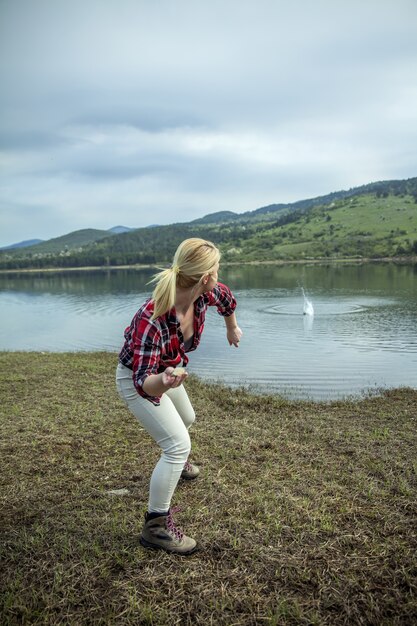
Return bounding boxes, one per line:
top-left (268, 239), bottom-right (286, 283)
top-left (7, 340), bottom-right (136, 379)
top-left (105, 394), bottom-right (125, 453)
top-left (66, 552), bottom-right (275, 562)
top-left (1, 0), bottom-right (416, 247)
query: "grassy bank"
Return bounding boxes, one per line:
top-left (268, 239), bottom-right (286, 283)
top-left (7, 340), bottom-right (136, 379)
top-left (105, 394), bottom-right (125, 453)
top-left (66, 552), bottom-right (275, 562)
top-left (1, 352), bottom-right (416, 625)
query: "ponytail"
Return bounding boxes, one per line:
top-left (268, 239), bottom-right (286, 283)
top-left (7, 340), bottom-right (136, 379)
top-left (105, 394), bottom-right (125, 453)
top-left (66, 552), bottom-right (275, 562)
top-left (149, 267), bottom-right (178, 320)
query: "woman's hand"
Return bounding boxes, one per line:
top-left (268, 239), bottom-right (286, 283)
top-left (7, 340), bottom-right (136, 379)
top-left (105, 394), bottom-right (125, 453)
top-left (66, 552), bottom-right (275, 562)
top-left (227, 325), bottom-right (243, 348)
top-left (143, 368), bottom-right (188, 396)
top-left (162, 366), bottom-right (189, 388)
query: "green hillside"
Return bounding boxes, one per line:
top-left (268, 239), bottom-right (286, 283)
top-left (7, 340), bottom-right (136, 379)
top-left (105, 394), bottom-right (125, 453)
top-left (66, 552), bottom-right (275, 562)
top-left (190, 176), bottom-right (417, 224)
top-left (3, 228), bottom-right (113, 257)
top-left (230, 193), bottom-right (417, 261)
top-left (1, 178), bottom-right (416, 270)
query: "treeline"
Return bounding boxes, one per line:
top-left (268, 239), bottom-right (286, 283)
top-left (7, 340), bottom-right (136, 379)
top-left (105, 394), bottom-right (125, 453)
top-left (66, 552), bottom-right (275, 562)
top-left (243, 177), bottom-right (417, 219)
top-left (371, 178), bottom-right (417, 200)
top-left (0, 221), bottom-right (266, 269)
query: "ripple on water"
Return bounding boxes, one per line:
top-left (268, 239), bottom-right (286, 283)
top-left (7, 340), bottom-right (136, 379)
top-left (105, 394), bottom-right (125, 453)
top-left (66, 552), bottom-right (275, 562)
top-left (265, 302), bottom-right (370, 317)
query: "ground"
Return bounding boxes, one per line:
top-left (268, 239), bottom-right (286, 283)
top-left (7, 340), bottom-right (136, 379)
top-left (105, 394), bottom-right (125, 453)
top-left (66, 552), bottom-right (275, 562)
top-left (1, 352), bottom-right (416, 625)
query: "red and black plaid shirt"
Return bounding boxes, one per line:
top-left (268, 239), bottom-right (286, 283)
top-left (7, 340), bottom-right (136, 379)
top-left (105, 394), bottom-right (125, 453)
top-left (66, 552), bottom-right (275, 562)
top-left (119, 282), bottom-right (237, 405)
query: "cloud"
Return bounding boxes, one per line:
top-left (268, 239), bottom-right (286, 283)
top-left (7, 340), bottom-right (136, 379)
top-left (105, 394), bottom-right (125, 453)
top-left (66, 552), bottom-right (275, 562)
top-left (1, 0), bottom-right (417, 246)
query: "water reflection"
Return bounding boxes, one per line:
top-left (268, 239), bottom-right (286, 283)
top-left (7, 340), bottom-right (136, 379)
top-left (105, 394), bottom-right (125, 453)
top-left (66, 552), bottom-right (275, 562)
top-left (0, 267), bottom-right (155, 296)
top-left (303, 314), bottom-right (314, 332)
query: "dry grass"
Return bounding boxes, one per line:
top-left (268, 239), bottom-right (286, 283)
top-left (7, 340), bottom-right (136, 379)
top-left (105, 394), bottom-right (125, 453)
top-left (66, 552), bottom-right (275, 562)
top-left (1, 352), bottom-right (416, 625)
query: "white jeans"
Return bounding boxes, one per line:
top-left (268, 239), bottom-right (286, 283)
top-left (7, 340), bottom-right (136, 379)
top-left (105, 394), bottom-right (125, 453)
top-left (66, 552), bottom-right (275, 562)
top-left (115, 363), bottom-right (196, 513)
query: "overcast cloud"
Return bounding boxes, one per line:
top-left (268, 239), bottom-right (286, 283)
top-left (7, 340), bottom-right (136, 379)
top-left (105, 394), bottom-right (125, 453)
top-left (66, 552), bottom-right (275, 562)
top-left (1, 0), bottom-right (416, 246)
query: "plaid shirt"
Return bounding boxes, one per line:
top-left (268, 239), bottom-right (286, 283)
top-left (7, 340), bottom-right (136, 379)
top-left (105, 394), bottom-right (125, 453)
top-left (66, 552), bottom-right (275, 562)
top-left (119, 282), bottom-right (237, 405)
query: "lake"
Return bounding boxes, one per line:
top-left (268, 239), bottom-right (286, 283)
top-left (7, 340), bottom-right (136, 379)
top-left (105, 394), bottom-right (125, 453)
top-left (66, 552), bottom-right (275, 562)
top-left (0, 262), bottom-right (416, 400)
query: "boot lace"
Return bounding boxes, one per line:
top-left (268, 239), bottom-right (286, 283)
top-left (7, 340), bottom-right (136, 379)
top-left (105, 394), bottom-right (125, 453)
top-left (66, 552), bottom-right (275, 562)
top-left (166, 506), bottom-right (184, 541)
top-left (183, 460), bottom-right (193, 472)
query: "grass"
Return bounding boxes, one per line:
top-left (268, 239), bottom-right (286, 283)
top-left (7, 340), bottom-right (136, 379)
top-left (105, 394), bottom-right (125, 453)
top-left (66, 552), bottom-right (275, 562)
top-left (1, 352), bottom-right (416, 625)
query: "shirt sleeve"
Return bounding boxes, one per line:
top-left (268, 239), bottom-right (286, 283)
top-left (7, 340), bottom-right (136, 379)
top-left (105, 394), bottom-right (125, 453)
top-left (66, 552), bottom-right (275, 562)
top-left (206, 282), bottom-right (237, 317)
top-left (131, 318), bottom-right (162, 405)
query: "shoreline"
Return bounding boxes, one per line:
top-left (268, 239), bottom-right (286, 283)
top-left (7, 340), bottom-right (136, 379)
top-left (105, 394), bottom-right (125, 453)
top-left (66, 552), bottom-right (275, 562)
top-left (0, 255), bottom-right (416, 274)
top-left (1, 349), bottom-right (416, 402)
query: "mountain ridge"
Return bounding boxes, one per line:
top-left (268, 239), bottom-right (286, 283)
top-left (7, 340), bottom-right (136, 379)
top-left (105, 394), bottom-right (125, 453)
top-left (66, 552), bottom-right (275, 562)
top-left (4, 177), bottom-right (417, 250)
top-left (0, 238), bottom-right (45, 250)
top-left (1, 176), bottom-right (416, 268)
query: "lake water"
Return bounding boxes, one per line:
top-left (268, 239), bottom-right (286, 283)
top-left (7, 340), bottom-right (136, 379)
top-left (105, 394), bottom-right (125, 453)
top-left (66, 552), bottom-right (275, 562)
top-left (0, 263), bottom-right (416, 400)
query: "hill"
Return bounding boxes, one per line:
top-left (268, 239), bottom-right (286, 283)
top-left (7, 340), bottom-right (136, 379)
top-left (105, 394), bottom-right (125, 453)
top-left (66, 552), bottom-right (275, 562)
top-left (0, 238), bottom-right (44, 250)
top-left (107, 225), bottom-right (134, 234)
top-left (188, 177), bottom-right (417, 225)
top-left (1, 177), bottom-right (416, 269)
top-left (1, 226), bottom-right (137, 256)
top-left (231, 192), bottom-right (417, 261)
top-left (4, 228), bottom-right (113, 256)
top-left (191, 210), bottom-right (238, 224)
top-left (1, 227), bottom-right (135, 259)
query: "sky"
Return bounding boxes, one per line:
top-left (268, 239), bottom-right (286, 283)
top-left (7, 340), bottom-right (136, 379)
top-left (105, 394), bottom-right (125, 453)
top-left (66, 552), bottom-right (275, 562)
top-left (1, 0), bottom-right (417, 247)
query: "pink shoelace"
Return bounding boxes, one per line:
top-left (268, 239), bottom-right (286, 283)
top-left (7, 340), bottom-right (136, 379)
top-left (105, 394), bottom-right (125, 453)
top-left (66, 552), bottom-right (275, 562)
top-left (166, 506), bottom-right (184, 541)
top-left (183, 460), bottom-right (193, 472)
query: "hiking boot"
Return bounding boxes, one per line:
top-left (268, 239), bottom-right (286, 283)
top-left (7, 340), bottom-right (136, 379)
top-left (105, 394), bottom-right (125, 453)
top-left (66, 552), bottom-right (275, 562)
top-left (140, 507), bottom-right (198, 555)
top-left (181, 460), bottom-right (200, 480)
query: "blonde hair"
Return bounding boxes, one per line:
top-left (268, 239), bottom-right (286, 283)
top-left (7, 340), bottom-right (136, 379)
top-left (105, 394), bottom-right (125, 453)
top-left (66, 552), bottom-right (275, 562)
top-left (150, 238), bottom-right (221, 320)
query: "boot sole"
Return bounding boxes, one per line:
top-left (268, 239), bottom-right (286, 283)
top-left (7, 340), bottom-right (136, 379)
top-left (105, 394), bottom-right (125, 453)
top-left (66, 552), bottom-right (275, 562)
top-left (140, 536), bottom-right (199, 555)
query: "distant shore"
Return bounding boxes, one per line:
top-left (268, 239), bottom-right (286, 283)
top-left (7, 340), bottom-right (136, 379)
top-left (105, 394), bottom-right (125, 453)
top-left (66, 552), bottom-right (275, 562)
top-left (0, 255), bottom-right (416, 274)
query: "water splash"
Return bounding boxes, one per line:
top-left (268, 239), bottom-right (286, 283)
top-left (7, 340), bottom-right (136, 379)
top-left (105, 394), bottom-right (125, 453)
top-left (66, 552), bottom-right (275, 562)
top-left (302, 288), bottom-right (314, 316)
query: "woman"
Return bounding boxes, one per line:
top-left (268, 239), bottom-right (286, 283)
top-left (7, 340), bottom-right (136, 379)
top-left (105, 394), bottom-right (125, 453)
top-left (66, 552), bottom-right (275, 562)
top-left (116, 238), bottom-right (242, 555)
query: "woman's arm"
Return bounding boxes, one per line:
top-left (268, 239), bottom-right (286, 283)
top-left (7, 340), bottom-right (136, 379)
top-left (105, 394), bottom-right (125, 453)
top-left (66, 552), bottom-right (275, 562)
top-left (225, 312), bottom-right (242, 347)
top-left (205, 282), bottom-right (242, 347)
